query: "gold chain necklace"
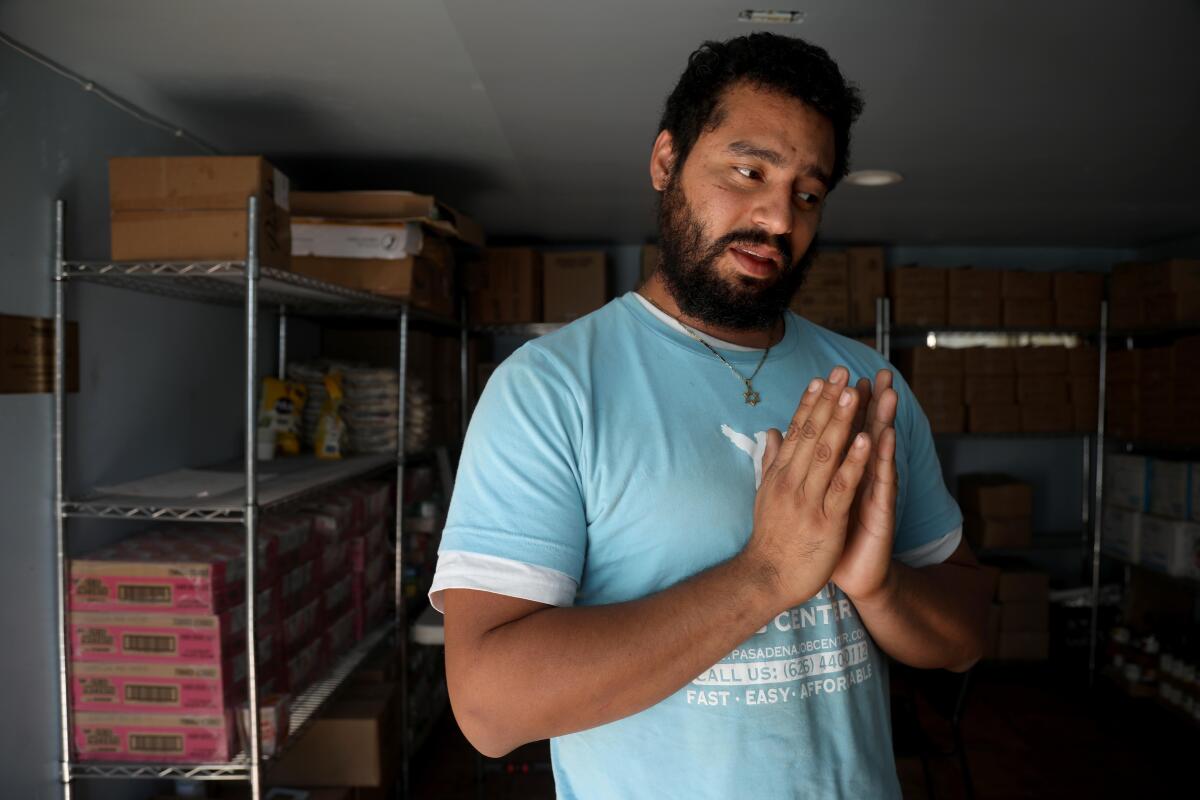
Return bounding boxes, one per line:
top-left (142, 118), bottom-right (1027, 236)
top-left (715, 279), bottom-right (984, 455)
top-left (642, 294), bottom-right (776, 406)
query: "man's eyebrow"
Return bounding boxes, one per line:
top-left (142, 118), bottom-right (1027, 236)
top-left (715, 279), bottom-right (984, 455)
top-left (727, 140), bottom-right (832, 189)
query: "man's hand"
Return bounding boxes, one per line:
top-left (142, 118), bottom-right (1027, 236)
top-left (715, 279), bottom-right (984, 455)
top-left (832, 369), bottom-right (899, 602)
top-left (743, 366), bottom-right (873, 607)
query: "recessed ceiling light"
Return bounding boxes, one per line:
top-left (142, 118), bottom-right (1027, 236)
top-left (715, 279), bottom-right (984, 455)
top-left (737, 10), bottom-right (806, 24)
top-left (845, 169), bottom-right (904, 187)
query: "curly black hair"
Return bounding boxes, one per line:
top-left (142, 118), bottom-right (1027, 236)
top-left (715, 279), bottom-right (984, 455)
top-left (658, 33), bottom-right (864, 187)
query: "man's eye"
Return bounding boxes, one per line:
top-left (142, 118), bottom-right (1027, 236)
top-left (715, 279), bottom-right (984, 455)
top-left (735, 166), bottom-right (759, 180)
top-left (796, 191), bottom-right (821, 206)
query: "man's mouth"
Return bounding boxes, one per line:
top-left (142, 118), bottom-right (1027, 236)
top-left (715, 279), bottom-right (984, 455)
top-left (729, 245), bottom-right (782, 277)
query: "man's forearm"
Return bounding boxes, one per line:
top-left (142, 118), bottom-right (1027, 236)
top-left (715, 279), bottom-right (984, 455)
top-left (848, 559), bottom-right (991, 672)
top-left (447, 554), bottom-right (785, 756)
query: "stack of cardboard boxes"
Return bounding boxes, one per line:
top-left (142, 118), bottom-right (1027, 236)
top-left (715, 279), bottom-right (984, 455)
top-left (1002, 270), bottom-right (1054, 329)
top-left (888, 266), bottom-right (947, 327)
top-left (964, 347), bottom-right (1018, 433)
top-left (1106, 337), bottom-right (1200, 445)
top-left (1016, 346), bottom-right (1072, 433)
top-left (895, 347), bottom-right (964, 433)
top-left (1053, 272), bottom-right (1105, 329)
top-left (469, 248), bottom-right (608, 325)
top-left (1102, 454), bottom-right (1200, 580)
top-left (789, 252), bottom-right (849, 329)
top-left (948, 268), bottom-right (1000, 328)
top-left (109, 156), bottom-right (292, 269)
top-left (1110, 259), bottom-right (1200, 331)
top-left (983, 568), bottom-right (1051, 661)
top-left (959, 474), bottom-right (1034, 550)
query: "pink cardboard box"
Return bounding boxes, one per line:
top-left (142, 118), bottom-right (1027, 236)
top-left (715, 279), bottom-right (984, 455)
top-left (73, 709), bottom-right (235, 763)
top-left (314, 538), bottom-right (349, 587)
top-left (348, 521), bottom-right (388, 573)
top-left (70, 657), bottom-right (245, 713)
top-left (69, 544), bottom-right (242, 614)
top-left (282, 596), bottom-right (322, 651)
top-left (69, 607), bottom-right (244, 663)
top-left (326, 607), bottom-right (356, 660)
top-left (323, 572), bottom-right (353, 619)
top-left (281, 636), bottom-right (323, 692)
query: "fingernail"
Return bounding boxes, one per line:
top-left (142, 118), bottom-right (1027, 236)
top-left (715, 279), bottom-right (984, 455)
top-left (808, 379), bottom-right (822, 393)
top-left (855, 433), bottom-right (867, 448)
top-left (839, 390), bottom-right (853, 407)
top-left (828, 366), bottom-right (846, 383)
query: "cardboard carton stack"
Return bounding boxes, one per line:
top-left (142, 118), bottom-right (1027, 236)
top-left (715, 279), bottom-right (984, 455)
top-left (1177, 336), bottom-right (1200, 446)
top-left (287, 191), bottom-right (481, 316)
top-left (543, 251), bottom-right (609, 323)
top-left (1105, 348), bottom-right (1140, 441)
top-left (894, 347), bottom-right (964, 433)
top-left (640, 244), bottom-right (660, 284)
top-left (888, 266), bottom-right (947, 327)
top-left (1101, 454), bottom-right (1200, 580)
top-left (1102, 454), bottom-right (1149, 563)
top-left (947, 268), bottom-right (1001, 328)
top-left (963, 347), bottom-right (1019, 433)
top-left (959, 474), bottom-right (1033, 550)
top-left (1067, 346), bottom-right (1100, 432)
top-left (470, 248), bottom-right (543, 324)
top-left (983, 567), bottom-right (1050, 661)
top-left (1015, 346), bottom-right (1072, 433)
top-left (1111, 259), bottom-right (1200, 330)
top-left (1053, 272), bottom-right (1104, 330)
top-left (790, 252), bottom-right (849, 328)
top-left (109, 156), bottom-right (292, 269)
top-left (846, 247), bottom-right (885, 328)
top-left (1001, 270), bottom-right (1054, 329)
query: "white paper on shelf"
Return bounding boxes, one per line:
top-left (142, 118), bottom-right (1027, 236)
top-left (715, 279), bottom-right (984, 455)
top-left (96, 469), bottom-right (275, 500)
top-left (290, 221), bottom-right (423, 260)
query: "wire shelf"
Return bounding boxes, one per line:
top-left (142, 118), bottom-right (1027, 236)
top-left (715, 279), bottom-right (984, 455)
top-left (62, 454), bottom-right (396, 523)
top-left (62, 261), bottom-right (459, 326)
top-left (472, 322), bottom-right (565, 337)
top-left (68, 624), bottom-right (392, 781)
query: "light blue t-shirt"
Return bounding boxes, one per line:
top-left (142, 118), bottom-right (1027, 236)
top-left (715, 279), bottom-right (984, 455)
top-left (432, 292), bottom-right (962, 799)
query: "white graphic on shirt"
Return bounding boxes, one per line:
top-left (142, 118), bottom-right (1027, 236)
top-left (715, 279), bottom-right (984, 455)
top-left (721, 425), bottom-right (769, 488)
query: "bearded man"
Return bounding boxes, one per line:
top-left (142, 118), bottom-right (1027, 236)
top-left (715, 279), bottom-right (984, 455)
top-left (430, 32), bottom-right (991, 799)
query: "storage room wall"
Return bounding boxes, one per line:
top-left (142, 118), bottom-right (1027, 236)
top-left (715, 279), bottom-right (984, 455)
top-left (0, 45), bottom-right (261, 799)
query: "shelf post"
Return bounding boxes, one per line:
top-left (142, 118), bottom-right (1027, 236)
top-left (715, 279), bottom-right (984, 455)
top-left (1088, 300), bottom-right (1108, 686)
top-left (277, 304), bottom-right (288, 380)
top-left (244, 197), bottom-right (263, 800)
top-left (395, 307), bottom-right (411, 798)
top-left (52, 201), bottom-right (74, 800)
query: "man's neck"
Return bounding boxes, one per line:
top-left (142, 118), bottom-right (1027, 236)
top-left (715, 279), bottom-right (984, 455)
top-left (638, 274), bottom-right (783, 349)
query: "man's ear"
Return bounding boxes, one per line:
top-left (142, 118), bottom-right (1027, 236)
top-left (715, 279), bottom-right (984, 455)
top-left (649, 130), bottom-right (677, 192)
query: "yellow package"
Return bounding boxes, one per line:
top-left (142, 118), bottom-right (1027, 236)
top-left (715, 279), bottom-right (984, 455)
top-left (315, 373), bottom-right (346, 460)
top-left (258, 378), bottom-right (308, 456)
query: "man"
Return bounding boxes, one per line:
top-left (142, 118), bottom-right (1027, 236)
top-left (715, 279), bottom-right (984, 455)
top-left (430, 33), bottom-right (991, 798)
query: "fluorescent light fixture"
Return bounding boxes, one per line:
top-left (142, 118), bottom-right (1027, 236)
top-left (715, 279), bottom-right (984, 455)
top-left (845, 169), bottom-right (904, 187)
top-left (737, 10), bottom-right (806, 24)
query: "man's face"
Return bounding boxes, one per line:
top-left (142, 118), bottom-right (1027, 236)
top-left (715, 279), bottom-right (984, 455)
top-left (655, 82), bottom-right (836, 330)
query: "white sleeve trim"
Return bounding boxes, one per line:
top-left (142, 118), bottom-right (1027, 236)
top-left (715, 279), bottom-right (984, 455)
top-left (428, 550), bottom-right (578, 613)
top-left (895, 527), bottom-right (962, 569)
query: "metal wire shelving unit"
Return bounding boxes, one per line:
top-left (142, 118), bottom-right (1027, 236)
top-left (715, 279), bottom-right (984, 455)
top-left (51, 198), bottom-right (459, 799)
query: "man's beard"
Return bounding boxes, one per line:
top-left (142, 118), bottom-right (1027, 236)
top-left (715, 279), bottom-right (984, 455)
top-left (655, 175), bottom-right (815, 331)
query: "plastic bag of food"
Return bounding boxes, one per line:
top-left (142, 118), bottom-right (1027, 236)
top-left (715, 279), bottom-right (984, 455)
top-left (258, 378), bottom-right (308, 456)
top-left (315, 373), bottom-right (347, 460)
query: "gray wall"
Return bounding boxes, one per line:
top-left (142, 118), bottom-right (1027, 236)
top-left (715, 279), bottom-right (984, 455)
top-left (0, 44), bottom-right (254, 799)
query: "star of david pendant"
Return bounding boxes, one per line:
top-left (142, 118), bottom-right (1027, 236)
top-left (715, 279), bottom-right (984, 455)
top-left (743, 385), bottom-right (761, 406)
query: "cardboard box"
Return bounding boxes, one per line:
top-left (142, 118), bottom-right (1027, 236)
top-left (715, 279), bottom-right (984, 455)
top-left (1149, 460), bottom-right (1193, 520)
top-left (1015, 375), bottom-right (1069, 405)
top-left (291, 219), bottom-right (423, 261)
top-left (1073, 394), bottom-right (1099, 433)
top-left (847, 246), bottom-right (885, 327)
top-left (0, 315), bottom-right (79, 394)
top-left (1067, 346), bottom-right (1100, 376)
top-left (1053, 272), bottom-right (1104, 329)
top-left (959, 474), bottom-right (1033, 518)
top-left (543, 251), bottom-right (607, 323)
top-left (1015, 346), bottom-right (1068, 375)
top-left (1054, 296), bottom-right (1101, 330)
top-left (1139, 258), bottom-right (1200, 296)
top-left (1107, 349), bottom-right (1140, 382)
top-left (1109, 297), bottom-right (1144, 330)
top-left (806, 252), bottom-right (850, 288)
top-left (1138, 515), bottom-right (1200, 578)
top-left (894, 347), bottom-right (964, 377)
top-left (110, 156), bottom-right (289, 212)
top-left (1002, 299), bottom-right (1054, 329)
top-left (909, 375), bottom-right (964, 408)
top-left (1106, 403), bottom-right (1139, 442)
top-left (968, 403), bottom-right (1020, 433)
top-left (1151, 292), bottom-right (1200, 325)
top-left (996, 631), bottom-right (1049, 661)
top-left (965, 516), bottom-right (1032, 549)
top-left (289, 191), bottom-right (484, 248)
top-left (111, 207), bottom-right (291, 269)
top-left (290, 255), bottom-right (452, 315)
top-left (1020, 403), bottom-right (1073, 433)
top-left (1101, 505), bottom-right (1142, 562)
top-left (946, 268), bottom-right (1001, 328)
top-left (640, 244), bottom-right (660, 283)
top-left (266, 683), bottom-right (398, 787)
top-left (471, 248), bottom-right (542, 324)
top-left (1001, 270), bottom-right (1052, 300)
top-left (964, 374), bottom-right (1015, 405)
top-left (70, 549), bottom-right (244, 614)
top-left (995, 571), bottom-right (1049, 604)
top-left (888, 267), bottom-right (947, 327)
top-left (70, 659), bottom-right (243, 714)
top-left (1106, 454), bottom-right (1150, 512)
top-left (962, 347), bottom-right (1015, 376)
top-left (73, 710), bottom-right (234, 763)
top-left (790, 286), bottom-right (850, 328)
top-left (999, 600), bottom-right (1049, 632)
top-left (923, 401), bottom-right (966, 434)
top-left (69, 608), bottom-right (244, 664)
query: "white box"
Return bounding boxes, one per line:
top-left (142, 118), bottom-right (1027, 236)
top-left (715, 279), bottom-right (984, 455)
top-left (1101, 505), bottom-right (1142, 563)
top-left (1150, 460), bottom-right (1193, 520)
top-left (291, 219), bottom-right (423, 260)
top-left (1105, 454), bottom-right (1149, 512)
top-left (1139, 515), bottom-right (1200, 579)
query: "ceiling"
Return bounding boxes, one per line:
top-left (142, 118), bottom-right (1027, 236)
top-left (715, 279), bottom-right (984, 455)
top-left (3, 0), bottom-right (1199, 247)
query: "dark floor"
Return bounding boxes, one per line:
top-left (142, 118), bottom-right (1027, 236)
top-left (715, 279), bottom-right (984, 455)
top-left (410, 662), bottom-right (1196, 799)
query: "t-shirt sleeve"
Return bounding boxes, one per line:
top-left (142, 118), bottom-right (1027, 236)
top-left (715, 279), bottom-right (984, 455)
top-left (889, 369), bottom-right (964, 564)
top-left (429, 346), bottom-right (587, 612)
